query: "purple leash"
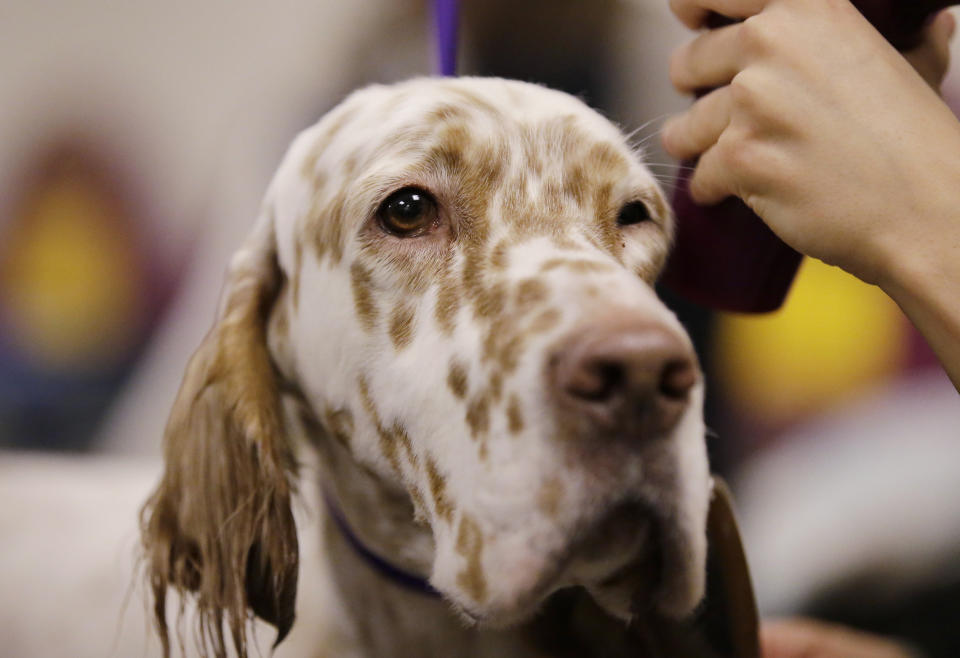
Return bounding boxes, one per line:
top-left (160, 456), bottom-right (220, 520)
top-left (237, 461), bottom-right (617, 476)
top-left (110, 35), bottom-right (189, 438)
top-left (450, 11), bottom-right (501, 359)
top-left (434, 0), bottom-right (459, 76)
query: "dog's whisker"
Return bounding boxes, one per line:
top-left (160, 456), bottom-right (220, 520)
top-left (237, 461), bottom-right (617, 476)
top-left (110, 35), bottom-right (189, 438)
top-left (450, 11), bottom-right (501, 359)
top-left (625, 112), bottom-right (674, 141)
top-left (645, 162), bottom-right (696, 172)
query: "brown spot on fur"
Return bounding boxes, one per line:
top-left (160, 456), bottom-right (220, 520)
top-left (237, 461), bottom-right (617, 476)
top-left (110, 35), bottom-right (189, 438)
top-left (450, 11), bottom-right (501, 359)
top-left (474, 280), bottom-right (507, 320)
top-left (447, 86), bottom-right (502, 119)
top-left (561, 164), bottom-right (589, 206)
top-left (490, 239), bottom-right (510, 271)
top-left (634, 261), bottom-right (661, 284)
top-left (488, 370), bottom-right (503, 403)
top-left (426, 133), bottom-right (466, 179)
top-left (291, 238), bottom-right (303, 310)
top-left (543, 179), bottom-right (566, 216)
top-left (514, 278), bottom-right (549, 315)
top-left (528, 308), bottom-right (562, 336)
top-left (507, 394), bottom-right (524, 435)
top-left (426, 457), bottom-right (454, 523)
top-left (498, 334), bottom-right (524, 373)
top-left (357, 375), bottom-right (401, 475)
top-left (350, 262), bottom-right (377, 331)
top-left (465, 391), bottom-right (491, 439)
top-left (447, 360), bottom-right (468, 399)
top-left (392, 421), bottom-right (418, 470)
top-left (550, 233), bottom-right (582, 250)
top-left (435, 277), bottom-right (462, 335)
top-left (540, 258), bottom-right (615, 274)
top-left (427, 103), bottom-right (472, 124)
top-left (455, 514), bottom-right (487, 603)
top-left (585, 142), bottom-right (630, 180)
top-left (409, 487), bottom-right (429, 524)
top-left (389, 302), bottom-right (416, 351)
top-left (324, 407), bottom-right (354, 449)
top-left (309, 189), bottom-right (347, 265)
top-left (537, 477), bottom-right (564, 519)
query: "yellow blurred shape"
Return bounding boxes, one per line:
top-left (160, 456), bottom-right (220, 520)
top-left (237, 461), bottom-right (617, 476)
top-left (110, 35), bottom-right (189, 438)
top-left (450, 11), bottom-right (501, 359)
top-left (715, 258), bottom-right (907, 423)
top-left (1, 173), bottom-right (144, 372)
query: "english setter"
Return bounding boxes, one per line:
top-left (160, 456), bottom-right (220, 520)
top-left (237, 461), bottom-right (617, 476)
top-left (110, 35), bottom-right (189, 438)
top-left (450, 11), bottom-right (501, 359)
top-left (141, 77), bottom-right (714, 657)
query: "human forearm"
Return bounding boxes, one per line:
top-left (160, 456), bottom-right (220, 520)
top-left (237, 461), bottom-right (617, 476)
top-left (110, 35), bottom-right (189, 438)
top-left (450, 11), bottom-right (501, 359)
top-left (879, 209), bottom-right (960, 391)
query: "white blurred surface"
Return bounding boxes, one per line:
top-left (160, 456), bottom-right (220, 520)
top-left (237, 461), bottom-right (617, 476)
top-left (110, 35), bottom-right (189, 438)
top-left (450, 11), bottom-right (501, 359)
top-left (734, 369), bottom-right (960, 616)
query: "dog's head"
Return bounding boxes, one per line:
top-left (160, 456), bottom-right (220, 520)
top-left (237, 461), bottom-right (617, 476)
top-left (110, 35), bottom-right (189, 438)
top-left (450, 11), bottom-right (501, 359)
top-left (142, 77), bottom-right (710, 653)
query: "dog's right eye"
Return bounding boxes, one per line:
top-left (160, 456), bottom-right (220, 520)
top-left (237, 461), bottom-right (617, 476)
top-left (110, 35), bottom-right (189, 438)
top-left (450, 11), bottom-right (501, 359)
top-left (377, 187), bottom-right (439, 237)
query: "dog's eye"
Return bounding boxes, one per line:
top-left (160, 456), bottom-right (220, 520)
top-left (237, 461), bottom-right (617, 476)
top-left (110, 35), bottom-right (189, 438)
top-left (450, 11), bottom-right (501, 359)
top-left (377, 187), bottom-right (439, 237)
top-left (616, 201), bottom-right (652, 227)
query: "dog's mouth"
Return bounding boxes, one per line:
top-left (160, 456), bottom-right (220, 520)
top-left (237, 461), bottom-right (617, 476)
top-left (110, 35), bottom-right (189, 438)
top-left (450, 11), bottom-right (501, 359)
top-left (565, 501), bottom-right (668, 621)
top-left (455, 500), bottom-right (687, 630)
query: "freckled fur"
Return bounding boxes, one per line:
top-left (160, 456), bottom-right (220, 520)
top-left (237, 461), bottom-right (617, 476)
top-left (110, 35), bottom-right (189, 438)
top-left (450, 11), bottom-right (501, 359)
top-left (140, 77), bottom-right (710, 658)
top-left (324, 407), bottom-right (354, 449)
top-left (447, 360), bottom-right (469, 399)
top-left (426, 458), bottom-right (454, 523)
top-left (389, 302), bottom-right (416, 351)
top-left (506, 394), bottom-right (524, 435)
top-left (537, 478), bottom-right (564, 519)
top-left (455, 514), bottom-right (487, 604)
top-left (357, 374), bottom-right (402, 475)
top-left (350, 262), bottom-right (378, 331)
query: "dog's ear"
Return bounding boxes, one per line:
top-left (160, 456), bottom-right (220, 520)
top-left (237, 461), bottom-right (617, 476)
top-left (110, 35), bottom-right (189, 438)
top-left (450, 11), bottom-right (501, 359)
top-left (140, 215), bottom-right (298, 657)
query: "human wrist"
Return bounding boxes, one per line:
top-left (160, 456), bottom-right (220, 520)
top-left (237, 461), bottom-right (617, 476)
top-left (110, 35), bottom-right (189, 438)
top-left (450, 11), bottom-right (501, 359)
top-left (876, 185), bottom-right (960, 307)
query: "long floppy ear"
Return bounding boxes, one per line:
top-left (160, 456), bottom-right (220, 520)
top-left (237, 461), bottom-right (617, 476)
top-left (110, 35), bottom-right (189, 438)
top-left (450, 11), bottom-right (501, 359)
top-left (140, 215), bottom-right (298, 658)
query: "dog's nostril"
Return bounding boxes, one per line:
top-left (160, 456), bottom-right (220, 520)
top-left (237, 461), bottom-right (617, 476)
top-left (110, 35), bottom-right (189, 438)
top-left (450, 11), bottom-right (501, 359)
top-left (566, 361), bottom-right (625, 401)
top-left (660, 360), bottom-right (697, 400)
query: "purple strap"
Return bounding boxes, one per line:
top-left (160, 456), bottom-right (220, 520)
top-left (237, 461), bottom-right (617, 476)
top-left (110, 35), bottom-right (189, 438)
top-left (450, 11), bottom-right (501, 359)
top-left (323, 488), bottom-right (441, 597)
top-left (434, 0), bottom-right (459, 76)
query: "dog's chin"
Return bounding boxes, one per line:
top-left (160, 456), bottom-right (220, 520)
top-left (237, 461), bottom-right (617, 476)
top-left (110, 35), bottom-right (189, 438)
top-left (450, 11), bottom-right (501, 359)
top-left (444, 504), bottom-right (704, 630)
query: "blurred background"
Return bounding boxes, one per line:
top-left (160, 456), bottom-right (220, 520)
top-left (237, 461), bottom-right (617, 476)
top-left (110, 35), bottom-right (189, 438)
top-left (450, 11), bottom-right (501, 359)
top-left (1, 0), bottom-right (958, 655)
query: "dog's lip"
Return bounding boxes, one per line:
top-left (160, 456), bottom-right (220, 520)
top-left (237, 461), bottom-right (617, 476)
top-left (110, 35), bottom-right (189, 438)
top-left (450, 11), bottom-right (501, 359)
top-left (448, 502), bottom-right (672, 628)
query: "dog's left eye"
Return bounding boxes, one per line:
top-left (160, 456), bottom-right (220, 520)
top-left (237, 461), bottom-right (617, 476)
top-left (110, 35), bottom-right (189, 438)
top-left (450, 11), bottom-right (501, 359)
top-left (616, 201), bottom-right (652, 227)
top-left (377, 187), bottom-right (439, 237)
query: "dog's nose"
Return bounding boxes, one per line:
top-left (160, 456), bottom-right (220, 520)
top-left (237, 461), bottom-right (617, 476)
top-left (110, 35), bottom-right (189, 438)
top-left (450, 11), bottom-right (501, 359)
top-left (550, 320), bottom-right (698, 437)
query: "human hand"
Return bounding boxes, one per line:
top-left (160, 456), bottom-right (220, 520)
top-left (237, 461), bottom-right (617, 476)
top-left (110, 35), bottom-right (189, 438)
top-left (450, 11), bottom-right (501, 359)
top-left (661, 0), bottom-right (960, 287)
top-left (761, 618), bottom-right (919, 658)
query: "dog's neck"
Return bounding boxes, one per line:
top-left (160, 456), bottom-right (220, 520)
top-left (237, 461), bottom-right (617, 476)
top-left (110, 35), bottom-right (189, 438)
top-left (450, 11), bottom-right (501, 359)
top-left (310, 431), bottom-right (540, 657)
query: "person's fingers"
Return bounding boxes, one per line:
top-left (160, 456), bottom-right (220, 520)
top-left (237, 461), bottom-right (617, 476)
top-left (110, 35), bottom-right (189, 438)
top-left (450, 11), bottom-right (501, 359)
top-left (669, 0), bottom-right (770, 30)
top-left (903, 9), bottom-right (956, 90)
top-left (686, 134), bottom-right (740, 205)
top-left (662, 86), bottom-right (733, 160)
top-left (670, 22), bottom-right (748, 93)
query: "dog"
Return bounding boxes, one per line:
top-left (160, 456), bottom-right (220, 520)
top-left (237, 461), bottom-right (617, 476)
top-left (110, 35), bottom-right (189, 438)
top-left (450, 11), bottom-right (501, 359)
top-left (140, 76), bottom-right (712, 657)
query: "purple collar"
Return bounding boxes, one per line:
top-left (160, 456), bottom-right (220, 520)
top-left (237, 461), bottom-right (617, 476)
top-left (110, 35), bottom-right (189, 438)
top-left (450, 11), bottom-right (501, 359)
top-left (322, 489), bottom-right (441, 597)
top-left (434, 0), bottom-right (459, 76)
